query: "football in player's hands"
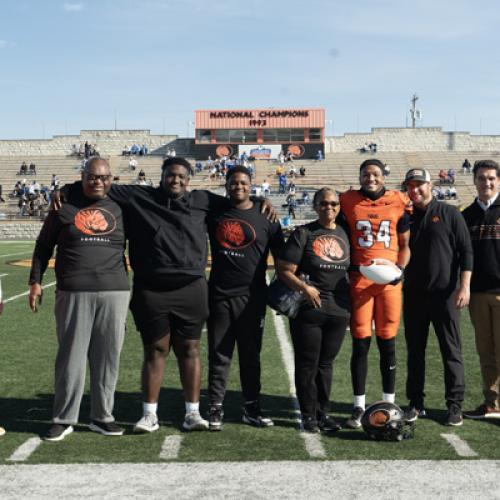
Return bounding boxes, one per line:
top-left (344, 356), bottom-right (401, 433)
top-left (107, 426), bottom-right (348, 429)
top-left (359, 259), bottom-right (402, 285)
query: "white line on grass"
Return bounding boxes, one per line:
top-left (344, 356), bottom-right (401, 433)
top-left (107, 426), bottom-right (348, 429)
top-left (0, 251), bottom-right (33, 259)
top-left (7, 437), bottom-right (42, 462)
top-left (0, 273), bottom-right (8, 277)
top-left (271, 310), bottom-right (326, 459)
top-left (159, 435), bottom-right (182, 460)
top-left (440, 433), bottom-right (478, 457)
top-left (4, 281), bottom-right (56, 303)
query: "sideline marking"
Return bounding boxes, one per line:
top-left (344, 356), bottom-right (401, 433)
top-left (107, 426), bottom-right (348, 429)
top-left (440, 433), bottom-right (478, 457)
top-left (7, 437), bottom-right (42, 462)
top-left (0, 273), bottom-right (8, 277)
top-left (159, 435), bottom-right (182, 460)
top-left (271, 310), bottom-right (326, 459)
top-left (0, 251), bottom-right (33, 259)
top-left (4, 281), bottom-right (56, 303)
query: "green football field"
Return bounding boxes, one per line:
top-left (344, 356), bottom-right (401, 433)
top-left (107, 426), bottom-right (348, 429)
top-left (0, 240), bottom-right (498, 464)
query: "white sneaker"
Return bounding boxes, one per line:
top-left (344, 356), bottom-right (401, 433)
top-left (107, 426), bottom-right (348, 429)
top-left (183, 411), bottom-right (209, 431)
top-left (133, 413), bottom-right (159, 433)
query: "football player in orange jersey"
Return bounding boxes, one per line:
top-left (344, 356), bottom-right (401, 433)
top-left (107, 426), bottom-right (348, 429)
top-left (340, 159), bottom-right (411, 429)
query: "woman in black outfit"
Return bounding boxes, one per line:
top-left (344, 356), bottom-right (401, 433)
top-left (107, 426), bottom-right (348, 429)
top-left (277, 188), bottom-right (350, 433)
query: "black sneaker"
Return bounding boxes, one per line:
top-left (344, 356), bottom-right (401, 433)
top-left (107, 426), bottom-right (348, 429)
top-left (89, 420), bottom-right (124, 436)
top-left (242, 401), bottom-right (274, 428)
top-left (404, 405), bottom-right (426, 423)
top-left (208, 405), bottom-right (224, 431)
top-left (302, 416), bottom-right (320, 433)
top-left (346, 406), bottom-right (364, 429)
top-left (43, 424), bottom-right (74, 442)
top-left (318, 415), bottom-right (342, 433)
top-left (445, 403), bottom-right (463, 426)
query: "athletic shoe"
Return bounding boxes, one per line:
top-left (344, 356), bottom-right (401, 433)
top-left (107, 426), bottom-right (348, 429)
top-left (302, 417), bottom-right (320, 433)
top-left (445, 403), bottom-right (463, 426)
top-left (404, 405), bottom-right (426, 423)
top-left (318, 415), bottom-right (342, 433)
top-left (208, 405), bottom-right (224, 431)
top-left (346, 406), bottom-right (364, 429)
top-left (89, 420), bottom-right (124, 436)
top-left (133, 413), bottom-right (159, 434)
top-left (242, 401), bottom-right (274, 428)
top-left (183, 411), bottom-right (209, 431)
top-left (464, 404), bottom-right (500, 420)
top-left (43, 424), bottom-right (74, 442)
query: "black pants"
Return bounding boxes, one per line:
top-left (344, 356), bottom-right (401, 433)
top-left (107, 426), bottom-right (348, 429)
top-left (208, 293), bottom-right (267, 404)
top-left (290, 308), bottom-right (347, 419)
top-left (404, 289), bottom-right (465, 406)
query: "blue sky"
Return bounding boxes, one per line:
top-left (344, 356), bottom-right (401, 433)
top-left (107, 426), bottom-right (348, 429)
top-left (1, 0), bottom-right (499, 140)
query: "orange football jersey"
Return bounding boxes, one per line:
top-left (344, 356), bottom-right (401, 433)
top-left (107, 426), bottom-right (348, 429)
top-left (340, 190), bottom-right (410, 266)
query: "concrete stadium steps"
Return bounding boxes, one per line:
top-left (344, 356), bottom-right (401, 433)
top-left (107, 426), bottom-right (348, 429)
top-left (0, 150), bottom-right (491, 217)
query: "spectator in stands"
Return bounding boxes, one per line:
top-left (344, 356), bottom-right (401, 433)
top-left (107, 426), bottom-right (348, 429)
top-left (122, 145), bottom-right (131, 156)
top-left (78, 143), bottom-right (85, 157)
top-left (51, 174), bottom-right (59, 189)
top-left (383, 164), bottom-right (391, 176)
top-left (84, 141), bottom-right (91, 159)
top-left (18, 161), bottom-right (28, 175)
top-left (261, 178), bottom-right (270, 197)
top-left (316, 150), bottom-right (324, 161)
top-left (289, 165), bottom-right (297, 178)
top-left (369, 143), bottom-right (378, 153)
top-left (279, 173), bottom-right (287, 194)
top-left (360, 143), bottom-right (370, 153)
top-left (278, 151), bottom-right (285, 165)
top-left (448, 168), bottom-right (456, 184)
top-left (170, 148), bottom-right (176, 158)
top-left (288, 182), bottom-right (296, 196)
top-left (436, 186), bottom-right (445, 200)
top-left (301, 190), bottom-right (310, 205)
top-left (29, 162), bottom-right (36, 176)
top-left (299, 166), bottom-right (306, 176)
top-left (0, 184), bottom-right (4, 203)
top-left (286, 193), bottom-right (297, 220)
top-left (449, 186), bottom-right (457, 199)
top-left (462, 159), bottom-right (472, 175)
top-left (439, 169), bottom-right (448, 184)
top-left (129, 157), bottom-right (138, 171)
top-left (286, 152), bottom-right (295, 163)
top-left (137, 169), bottom-right (147, 185)
top-left (141, 144), bottom-right (148, 156)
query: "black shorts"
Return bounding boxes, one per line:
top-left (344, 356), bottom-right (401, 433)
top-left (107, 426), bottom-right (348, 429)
top-left (130, 277), bottom-right (209, 345)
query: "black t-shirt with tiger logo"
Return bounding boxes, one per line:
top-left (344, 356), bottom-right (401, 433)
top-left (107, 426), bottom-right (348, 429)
top-left (208, 203), bottom-right (285, 298)
top-left (29, 187), bottom-right (129, 291)
top-left (282, 221), bottom-right (350, 317)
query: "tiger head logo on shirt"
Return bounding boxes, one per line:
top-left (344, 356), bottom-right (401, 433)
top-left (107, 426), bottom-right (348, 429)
top-left (216, 219), bottom-right (256, 250)
top-left (312, 235), bottom-right (349, 263)
top-left (74, 208), bottom-right (117, 236)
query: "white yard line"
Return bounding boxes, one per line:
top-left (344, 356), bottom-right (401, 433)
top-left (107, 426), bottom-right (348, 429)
top-left (159, 435), bottom-right (182, 460)
top-left (3, 281), bottom-right (56, 303)
top-left (271, 310), bottom-right (326, 459)
top-left (0, 273), bottom-right (8, 277)
top-left (0, 461), bottom-right (498, 499)
top-left (7, 437), bottom-right (42, 462)
top-left (440, 433), bottom-right (478, 457)
top-left (0, 251), bottom-right (33, 258)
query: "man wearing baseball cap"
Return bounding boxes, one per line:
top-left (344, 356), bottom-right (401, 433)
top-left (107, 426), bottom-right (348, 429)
top-left (403, 168), bottom-right (473, 426)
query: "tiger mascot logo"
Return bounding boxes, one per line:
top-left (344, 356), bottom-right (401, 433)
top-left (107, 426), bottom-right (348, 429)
top-left (312, 235), bottom-right (348, 263)
top-left (216, 219), bottom-right (256, 250)
top-left (74, 208), bottom-right (117, 236)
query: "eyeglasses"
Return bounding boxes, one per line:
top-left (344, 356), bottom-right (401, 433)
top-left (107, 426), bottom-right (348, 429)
top-left (84, 174), bottom-right (112, 183)
top-left (318, 201), bottom-right (340, 208)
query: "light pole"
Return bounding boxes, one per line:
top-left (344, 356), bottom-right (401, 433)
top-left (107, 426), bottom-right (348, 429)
top-left (325, 119), bottom-right (333, 137)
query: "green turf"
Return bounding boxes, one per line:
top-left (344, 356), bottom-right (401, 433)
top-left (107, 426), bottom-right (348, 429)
top-left (0, 241), bottom-right (498, 463)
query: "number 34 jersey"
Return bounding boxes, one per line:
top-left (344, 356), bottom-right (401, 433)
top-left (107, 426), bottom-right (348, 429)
top-left (339, 190), bottom-right (410, 266)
